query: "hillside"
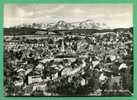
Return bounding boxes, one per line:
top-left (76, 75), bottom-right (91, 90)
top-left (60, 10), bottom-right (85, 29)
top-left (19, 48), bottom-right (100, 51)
top-left (4, 27), bottom-right (133, 36)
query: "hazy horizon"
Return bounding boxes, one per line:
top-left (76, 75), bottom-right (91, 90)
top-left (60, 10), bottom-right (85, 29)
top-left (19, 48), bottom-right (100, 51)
top-left (4, 4), bottom-right (133, 28)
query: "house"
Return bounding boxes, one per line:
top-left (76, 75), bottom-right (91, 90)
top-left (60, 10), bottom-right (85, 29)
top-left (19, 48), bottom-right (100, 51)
top-left (28, 75), bottom-right (43, 84)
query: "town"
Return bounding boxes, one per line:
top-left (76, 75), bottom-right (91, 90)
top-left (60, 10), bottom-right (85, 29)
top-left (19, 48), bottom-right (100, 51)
top-left (4, 27), bottom-right (133, 96)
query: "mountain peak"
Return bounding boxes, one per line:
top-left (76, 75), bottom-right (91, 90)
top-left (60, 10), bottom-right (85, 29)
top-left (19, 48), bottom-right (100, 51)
top-left (84, 19), bottom-right (94, 22)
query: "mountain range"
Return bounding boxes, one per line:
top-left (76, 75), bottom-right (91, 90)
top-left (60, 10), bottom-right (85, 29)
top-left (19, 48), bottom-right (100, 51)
top-left (16, 19), bottom-right (109, 30)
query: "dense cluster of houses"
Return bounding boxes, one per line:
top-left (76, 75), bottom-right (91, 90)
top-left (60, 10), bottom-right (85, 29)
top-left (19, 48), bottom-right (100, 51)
top-left (4, 29), bottom-right (133, 96)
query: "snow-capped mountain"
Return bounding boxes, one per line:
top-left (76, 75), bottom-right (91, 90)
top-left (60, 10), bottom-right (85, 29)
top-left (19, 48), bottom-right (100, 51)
top-left (52, 20), bottom-right (74, 30)
top-left (48, 19), bottom-right (109, 30)
top-left (78, 19), bottom-right (109, 29)
top-left (15, 19), bottom-right (109, 30)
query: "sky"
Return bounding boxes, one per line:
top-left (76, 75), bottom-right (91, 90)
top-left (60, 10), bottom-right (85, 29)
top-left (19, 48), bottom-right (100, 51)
top-left (4, 4), bottom-right (133, 28)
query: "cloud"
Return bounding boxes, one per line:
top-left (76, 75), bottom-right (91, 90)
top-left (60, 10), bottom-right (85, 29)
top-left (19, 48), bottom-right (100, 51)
top-left (4, 4), bottom-right (133, 28)
top-left (72, 8), bottom-right (85, 14)
top-left (17, 8), bottom-right (26, 17)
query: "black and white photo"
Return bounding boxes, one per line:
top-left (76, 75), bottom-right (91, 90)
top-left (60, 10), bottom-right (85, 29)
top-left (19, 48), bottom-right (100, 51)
top-left (4, 4), bottom-right (133, 96)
